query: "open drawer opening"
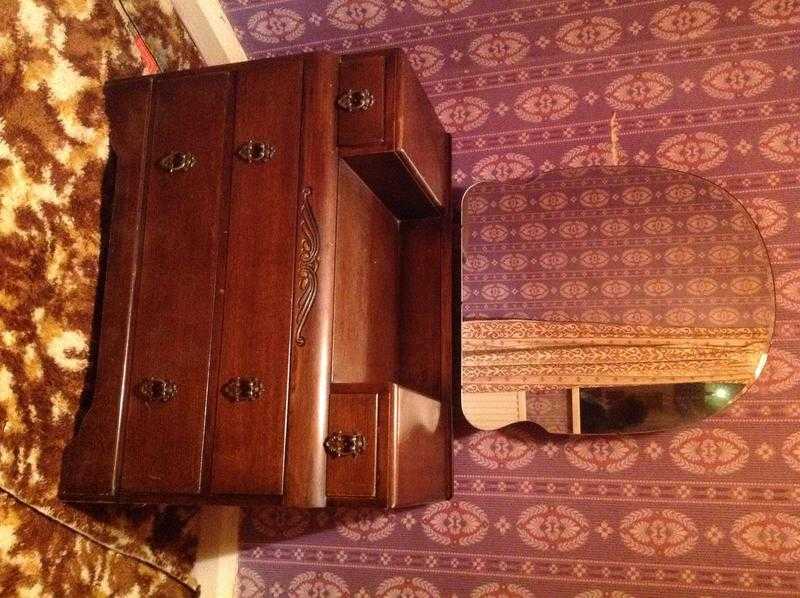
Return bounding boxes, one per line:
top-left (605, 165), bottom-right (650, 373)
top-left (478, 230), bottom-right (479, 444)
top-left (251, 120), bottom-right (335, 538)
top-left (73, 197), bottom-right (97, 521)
top-left (330, 159), bottom-right (449, 400)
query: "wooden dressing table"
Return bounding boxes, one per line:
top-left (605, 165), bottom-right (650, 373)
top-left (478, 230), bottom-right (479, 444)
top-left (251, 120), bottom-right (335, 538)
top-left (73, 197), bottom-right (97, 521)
top-left (60, 49), bottom-right (454, 509)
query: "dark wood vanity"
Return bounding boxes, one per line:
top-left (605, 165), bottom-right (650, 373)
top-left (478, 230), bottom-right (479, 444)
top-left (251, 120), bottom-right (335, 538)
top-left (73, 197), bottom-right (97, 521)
top-left (60, 49), bottom-right (454, 509)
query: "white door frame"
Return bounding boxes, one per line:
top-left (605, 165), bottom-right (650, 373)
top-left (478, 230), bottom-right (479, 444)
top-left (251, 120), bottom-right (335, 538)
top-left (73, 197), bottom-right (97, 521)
top-left (171, 0), bottom-right (247, 65)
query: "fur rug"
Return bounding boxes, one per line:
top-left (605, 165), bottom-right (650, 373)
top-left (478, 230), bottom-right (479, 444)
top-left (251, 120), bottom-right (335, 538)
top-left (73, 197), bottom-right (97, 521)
top-left (0, 1), bottom-right (201, 595)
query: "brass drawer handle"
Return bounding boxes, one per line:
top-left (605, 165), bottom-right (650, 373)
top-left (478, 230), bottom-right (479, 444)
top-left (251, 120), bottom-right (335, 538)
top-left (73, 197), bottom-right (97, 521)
top-left (336, 89), bottom-right (375, 112)
top-left (236, 140), bottom-right (276, 164)
top-left (158, 151), bottom-right (197, 173)
top-left (324, 431), bottom-right (366, 458)
top-left (137, 377), bottom-right (177, 403)
top-left (223, 376), bottom-right (264, 401)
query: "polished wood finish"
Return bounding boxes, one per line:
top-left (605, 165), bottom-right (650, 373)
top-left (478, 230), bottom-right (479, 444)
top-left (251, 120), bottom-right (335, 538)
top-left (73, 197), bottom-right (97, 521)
top-left (210, 58), bottom-right (304, 496)
top-left (282, 52), bottom-right (340, 508)
top-left (331, 161), bottom-right (398, 385)
top-left (326, 391), bottom-right (379, 499)
top-left (120, 73), bottom-right (231, 495)
top-left (396, 55), bottom-right (451, 216)
top-left (325, 383), bottom-right (450, 507)
top-left (337, 52), bottom-right (387, 147)
top-left (60, 49), bottom-right (453, 508)
top-left (399, 215), bottom-right (455, 503)
top-left (338, 49), bottom-right (450, 218)
top-left (325, 159), bottom-right (452, 506)
top-left (398, 218), bottom-right (444, 397)
top-left (391, 384), bottom-right (450, 507)
top-left (60, 79), bottom-right (153, 498)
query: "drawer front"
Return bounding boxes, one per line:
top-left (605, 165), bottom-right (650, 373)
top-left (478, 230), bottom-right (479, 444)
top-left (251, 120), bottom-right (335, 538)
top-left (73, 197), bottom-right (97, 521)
top-left (326, 392), bottom-right (379, 499)
top-left (210, 60), bottom-right (304, 495)
top-left (337, 53), bottom-right (387, 148)
top-left (338, 50), bottom-right (450, 217)
top-left (120, 73), bottom-right (231, 495)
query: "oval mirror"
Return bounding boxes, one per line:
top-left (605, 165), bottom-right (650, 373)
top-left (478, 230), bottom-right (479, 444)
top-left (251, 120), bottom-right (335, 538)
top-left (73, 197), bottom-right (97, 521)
top-left (460, 166), bottom-right (774, 435)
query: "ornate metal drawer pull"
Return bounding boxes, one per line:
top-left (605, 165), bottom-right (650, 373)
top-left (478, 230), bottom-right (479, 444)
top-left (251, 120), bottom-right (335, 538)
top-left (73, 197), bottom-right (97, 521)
top-left (336, 88), bottom-right (375, 112)
top-left (324, 431), bottom-right (366, 458)
top-left (158, 151), bottom-right (197, 173)
top-left (223, 376), bottom-right (264, 401)
top-left (236, 140), bottom-right (276, 164)
top-left (137, 377), bottom-right (177, 403)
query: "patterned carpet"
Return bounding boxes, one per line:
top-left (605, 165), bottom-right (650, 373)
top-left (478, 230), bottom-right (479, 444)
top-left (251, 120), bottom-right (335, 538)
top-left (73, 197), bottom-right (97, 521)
top-left (221, 1), bottom-right (800, 596)
top-left (0, 1), bottom-right (201, 595)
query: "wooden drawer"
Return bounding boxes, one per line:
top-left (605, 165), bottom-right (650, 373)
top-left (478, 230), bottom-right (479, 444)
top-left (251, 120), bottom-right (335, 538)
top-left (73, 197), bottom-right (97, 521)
top-left (325, 383), bottom-right (451, 507)
top-left (119, 72), bottom-right (232, 495)
top-left (60, 53), bottom-right (341, 505)
top-left (209, 58), bottom-right (304, 496)
top-left (325, 389), bottom-right (380, 499)
top-left (390, 384), bottom-right (450, 507)
top-left (337, 49), bottom-right (451, 219)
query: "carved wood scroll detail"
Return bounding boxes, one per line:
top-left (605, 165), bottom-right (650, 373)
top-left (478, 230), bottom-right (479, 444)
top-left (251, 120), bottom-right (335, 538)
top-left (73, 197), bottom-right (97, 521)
top-left (295, 186), bottom-right (320, 346)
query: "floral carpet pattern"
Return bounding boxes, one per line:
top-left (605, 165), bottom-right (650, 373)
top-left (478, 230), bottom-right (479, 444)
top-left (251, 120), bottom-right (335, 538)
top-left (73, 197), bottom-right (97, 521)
top-left (0, 1), bottom-right (200, 595)
top-left (222, 0), bottom-right (800, 596)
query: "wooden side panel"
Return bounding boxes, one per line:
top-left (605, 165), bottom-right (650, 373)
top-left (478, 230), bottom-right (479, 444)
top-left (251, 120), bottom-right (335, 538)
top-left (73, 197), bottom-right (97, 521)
top-left (210, 59), bottom-right (304, 495)
top-left (442, 204), bottom-right (455, 501)
top-left (282, 52), bottom-right (339, 508)
top-left (396, 56), bottom-right (451, 211)
top-left (337, 52), bottom-right (387, 148)
top-left (60, 79), bottom-right (153, 499)
top-left (331, 161), bottom-right (398, 385)
top-left (398, 218), bottom-right (443, 398)
top-left (396, 213), bottom-right (454, 502)
top-left (119, 73), bottom-right (231, 495)
top-left (389, 384), bottom-right (449, 507)
top-left (326, 392), bottom-right (379, 499)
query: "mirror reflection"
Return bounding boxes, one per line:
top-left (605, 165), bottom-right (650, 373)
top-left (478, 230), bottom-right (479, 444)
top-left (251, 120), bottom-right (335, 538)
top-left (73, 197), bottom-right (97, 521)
top-left (460, 166), bottom-right (774, 434)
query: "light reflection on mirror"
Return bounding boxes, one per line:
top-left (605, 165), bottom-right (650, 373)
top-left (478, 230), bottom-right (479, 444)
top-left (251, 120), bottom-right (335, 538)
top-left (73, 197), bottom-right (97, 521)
top-left (460, 166), bottom-right (775, 435)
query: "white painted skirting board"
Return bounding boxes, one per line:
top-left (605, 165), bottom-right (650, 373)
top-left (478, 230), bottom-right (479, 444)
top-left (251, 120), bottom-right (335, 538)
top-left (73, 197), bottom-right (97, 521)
top-left (192, 506), bottom-right (241, 597)
top-left (171, 0), bottom-right (247, 65)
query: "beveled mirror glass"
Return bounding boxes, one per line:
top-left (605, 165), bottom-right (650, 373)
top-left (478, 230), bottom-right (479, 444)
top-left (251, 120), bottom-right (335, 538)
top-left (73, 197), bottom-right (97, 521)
top-left (461, 166), bottom-right (774, 435)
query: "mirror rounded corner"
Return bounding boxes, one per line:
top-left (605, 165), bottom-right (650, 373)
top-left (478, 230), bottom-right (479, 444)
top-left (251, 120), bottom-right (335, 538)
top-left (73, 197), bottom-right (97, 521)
top-left (459, 165), bottom-right (775, 436)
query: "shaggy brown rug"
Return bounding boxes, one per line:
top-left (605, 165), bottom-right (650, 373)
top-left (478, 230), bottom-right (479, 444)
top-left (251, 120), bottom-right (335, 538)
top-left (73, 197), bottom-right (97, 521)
top-left (0, 1), bottom-right (202, 595)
